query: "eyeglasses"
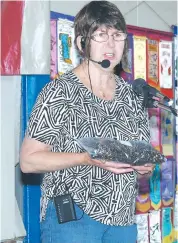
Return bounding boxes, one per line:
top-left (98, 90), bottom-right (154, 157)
top-left (91, 32), bottom-right (127, 42)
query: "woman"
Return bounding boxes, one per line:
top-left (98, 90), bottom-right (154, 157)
top-left (20, 1), bottom-right (153, 243)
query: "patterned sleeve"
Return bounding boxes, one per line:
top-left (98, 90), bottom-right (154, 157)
top-left (26, 80), bottom-right (66, 146)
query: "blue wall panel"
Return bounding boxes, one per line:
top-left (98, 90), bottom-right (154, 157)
top-left (21, 75), bottom-right (50, 243)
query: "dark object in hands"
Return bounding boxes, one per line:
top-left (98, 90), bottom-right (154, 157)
top-left (77, 137), bottom-right (166, 165)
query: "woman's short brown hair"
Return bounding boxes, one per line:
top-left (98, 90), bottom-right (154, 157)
top-left (74, 1), bottom-right (128, 66)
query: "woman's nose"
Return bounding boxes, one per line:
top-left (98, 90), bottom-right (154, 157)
top-left (107, 35), bottom-right (115, 48)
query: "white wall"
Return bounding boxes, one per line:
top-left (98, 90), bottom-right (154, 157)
top-left (0, 77), bottom-right (26, 242)
top-left (50, 1), bottom-right (177, 32)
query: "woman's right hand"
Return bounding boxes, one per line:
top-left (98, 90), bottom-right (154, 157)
top-left (83, 152), bottom-right (134, 174)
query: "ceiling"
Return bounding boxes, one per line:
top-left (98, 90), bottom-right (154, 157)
top-left (50, 1), bottom-right (178, 32)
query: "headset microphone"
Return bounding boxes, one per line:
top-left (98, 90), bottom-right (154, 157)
top-left (88, 58), bottom-right (111, 68)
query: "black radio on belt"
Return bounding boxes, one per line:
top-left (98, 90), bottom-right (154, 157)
top-left (54, 194), bottom-right (77, 224)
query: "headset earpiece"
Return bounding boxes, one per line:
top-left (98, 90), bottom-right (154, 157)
top-left (81, 37), bottom-right (86, 50)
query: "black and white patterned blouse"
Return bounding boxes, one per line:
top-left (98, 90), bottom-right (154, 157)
top-left (27, 70), bottom-right (150, 226)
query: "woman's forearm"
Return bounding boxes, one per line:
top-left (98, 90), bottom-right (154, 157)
top-left (20, 151), bottom-right (89, 173)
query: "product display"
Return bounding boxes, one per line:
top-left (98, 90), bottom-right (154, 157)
top-left (77, 137), bottom-right (166, 165)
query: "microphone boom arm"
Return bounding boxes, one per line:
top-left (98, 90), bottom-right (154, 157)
top-left (152, 99), bottom-right (178, 116)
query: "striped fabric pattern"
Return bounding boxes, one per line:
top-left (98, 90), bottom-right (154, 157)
top-left (27, 70), bottom-right (150, 226)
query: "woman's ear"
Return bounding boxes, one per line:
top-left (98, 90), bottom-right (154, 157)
top-left (76, 36), bottom-right (83, 53)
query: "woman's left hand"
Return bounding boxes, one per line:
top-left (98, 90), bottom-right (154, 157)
top-left (131, 163), bottom-right (155, 175)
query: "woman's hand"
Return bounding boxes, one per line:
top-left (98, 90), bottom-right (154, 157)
top-left (83, 153), bottom-right (155, 175)
top-left (131, 163), bottom-right (155, 175)
top-left (84, 153), bottom-right (134, 174)
top-left (94, 160), bottom-right (135, 174)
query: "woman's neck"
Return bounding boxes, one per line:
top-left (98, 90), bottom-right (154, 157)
top-left (73, 60), bottom-right (116, 100)
top-left (82, 60), bottom-right (114, 88)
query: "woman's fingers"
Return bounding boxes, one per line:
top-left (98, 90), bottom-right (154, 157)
top-left (91, 159), bottom-right (134, 174)
top-left (92, 160), bottom-right (131, 167)
top-left (132, 164), bottom-right (155, 175)
top-left (136, 170), bottom-right (153, 175)
top-left (105, 167), bottom-right (134, 174)
top-left (91, 159), bottom-right (155, 175)
top-left (132, 165), bottom-right (153, 171)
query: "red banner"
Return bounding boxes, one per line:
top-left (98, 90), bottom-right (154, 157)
top-left (1, 1), bottom-right (25, 75)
